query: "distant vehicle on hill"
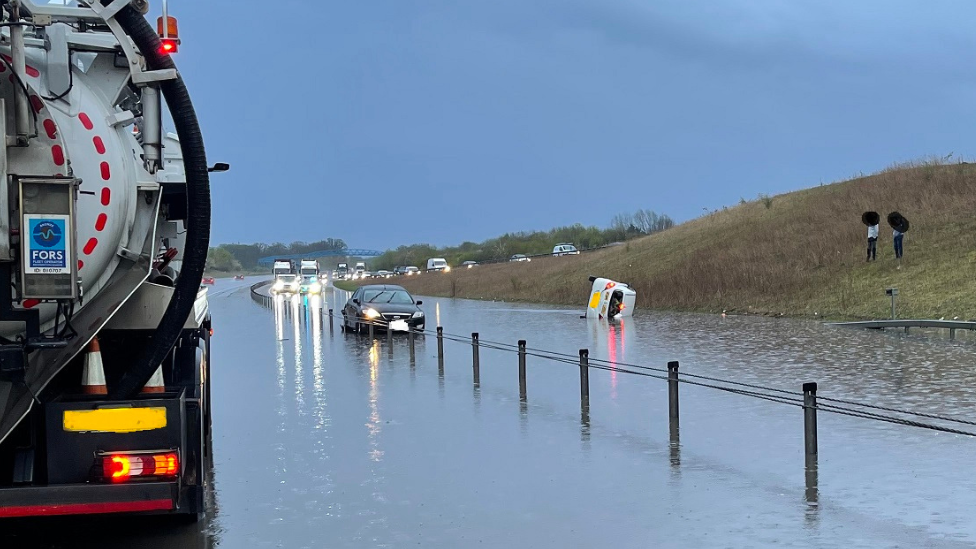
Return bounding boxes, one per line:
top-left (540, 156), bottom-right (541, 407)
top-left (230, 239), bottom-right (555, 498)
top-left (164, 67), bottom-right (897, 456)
top-left (552, 243), bottom-right (580, 256)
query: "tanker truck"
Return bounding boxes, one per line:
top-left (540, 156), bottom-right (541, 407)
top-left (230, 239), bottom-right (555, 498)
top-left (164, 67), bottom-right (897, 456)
top-left (0, 1), bottom-right (216, 521)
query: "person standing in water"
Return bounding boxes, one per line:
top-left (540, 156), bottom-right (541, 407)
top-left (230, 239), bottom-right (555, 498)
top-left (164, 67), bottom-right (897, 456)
top-left (867, 222), bottom-right (879, 261)
top-left (893, 227), bottom-right (904, 260)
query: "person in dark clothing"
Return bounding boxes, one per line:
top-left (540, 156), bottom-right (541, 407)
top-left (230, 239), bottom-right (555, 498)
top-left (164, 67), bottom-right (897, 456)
top-left (867, 223), bottom-right (878, 261)
top-left (893, 228), bottom-right (904, 259)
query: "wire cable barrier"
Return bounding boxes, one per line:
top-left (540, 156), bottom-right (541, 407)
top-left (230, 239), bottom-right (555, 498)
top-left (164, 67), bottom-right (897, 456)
top-left (312, 304), bottom-right (976, 438)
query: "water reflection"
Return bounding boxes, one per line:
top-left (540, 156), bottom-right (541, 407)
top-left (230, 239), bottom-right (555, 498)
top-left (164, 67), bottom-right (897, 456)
top-left (367, 340), bottom-right (383, 462)
top-left (804, 454), bottom-right (819, 525)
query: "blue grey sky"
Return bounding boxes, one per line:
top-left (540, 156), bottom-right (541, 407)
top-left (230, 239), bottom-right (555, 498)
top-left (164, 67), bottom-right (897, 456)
top-left (175, 1), bottom-right (976, 250)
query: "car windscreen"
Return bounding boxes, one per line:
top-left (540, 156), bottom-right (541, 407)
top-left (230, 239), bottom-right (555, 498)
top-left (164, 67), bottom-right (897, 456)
top-left (279, 275), bottom-right (297, 282)
top-left (363, 289), bottom-right (414, 304)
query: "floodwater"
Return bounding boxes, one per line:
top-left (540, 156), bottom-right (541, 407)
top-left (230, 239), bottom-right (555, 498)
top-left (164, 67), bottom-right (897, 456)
top-left (5, 277), bottom-right (976, 548)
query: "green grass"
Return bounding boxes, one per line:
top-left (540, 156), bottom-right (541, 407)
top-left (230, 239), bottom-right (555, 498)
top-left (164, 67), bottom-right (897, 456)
top-left (333, 280), bottom-right (359, 292)
top-left (395, 158), bottom-right (976, 320)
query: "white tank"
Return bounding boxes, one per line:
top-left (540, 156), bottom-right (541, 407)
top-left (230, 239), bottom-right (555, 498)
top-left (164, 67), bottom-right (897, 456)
top-left (0, 41), bottom-right (155, 337)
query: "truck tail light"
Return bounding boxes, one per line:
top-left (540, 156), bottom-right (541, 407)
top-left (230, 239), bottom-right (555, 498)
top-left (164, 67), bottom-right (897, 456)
top-left (98, 452), bottom-right (179, 482)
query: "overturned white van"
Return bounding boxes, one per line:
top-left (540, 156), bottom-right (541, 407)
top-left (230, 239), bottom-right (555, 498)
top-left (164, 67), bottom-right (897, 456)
top-left (585, 277), bottom-right (636, 320)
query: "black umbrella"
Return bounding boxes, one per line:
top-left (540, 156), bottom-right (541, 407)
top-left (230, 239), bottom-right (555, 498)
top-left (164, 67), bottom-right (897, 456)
top-left (861, 211), bottom-right (880, 226)
top-left (887, 211), bottom-right (910, 233)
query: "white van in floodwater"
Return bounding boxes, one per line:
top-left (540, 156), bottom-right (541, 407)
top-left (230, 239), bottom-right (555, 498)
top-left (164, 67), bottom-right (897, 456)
top-left (426, 258), bottom-right (450, 272)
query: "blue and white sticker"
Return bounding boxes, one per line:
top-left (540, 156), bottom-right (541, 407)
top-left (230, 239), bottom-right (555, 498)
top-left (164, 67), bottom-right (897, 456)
top-left (24, 214), bottom-right (71, 275)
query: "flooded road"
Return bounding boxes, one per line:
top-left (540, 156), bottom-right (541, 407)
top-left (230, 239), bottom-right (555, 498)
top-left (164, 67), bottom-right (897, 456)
top-left (5, 277), bottom-right (976, 547)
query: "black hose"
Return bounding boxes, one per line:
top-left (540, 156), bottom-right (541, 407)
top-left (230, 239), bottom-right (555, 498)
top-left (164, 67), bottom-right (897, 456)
top-left (107, 3), bottom-right (210, 398)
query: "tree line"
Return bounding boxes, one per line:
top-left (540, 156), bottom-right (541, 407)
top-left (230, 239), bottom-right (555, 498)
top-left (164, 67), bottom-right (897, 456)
top-left (207, 210), bottom-right (673, 273)
top-left (368, 209), bottom-right (673, 271)
top-left (206, 239), bottom-right (347, 272)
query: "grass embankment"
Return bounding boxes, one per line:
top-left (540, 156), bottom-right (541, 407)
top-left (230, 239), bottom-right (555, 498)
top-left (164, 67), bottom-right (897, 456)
top-left (390, 160), bottom-right (976, 320)
top-left (333, 280), bottom-right (358, 291)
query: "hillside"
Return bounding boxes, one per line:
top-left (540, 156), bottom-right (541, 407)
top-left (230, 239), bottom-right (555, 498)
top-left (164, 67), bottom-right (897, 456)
top-left (392, 160), bottom-right (976, 320)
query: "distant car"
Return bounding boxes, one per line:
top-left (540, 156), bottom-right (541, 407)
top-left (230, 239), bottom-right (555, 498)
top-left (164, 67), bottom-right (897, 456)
top-left (509, 254), bottom-right (531, 262)
top-left (300, 275), bottom-right (322, 294)
top-left (342, 284), bottom-right (425, 333)
top-left (376, 270), bottom-right (392, 278)
top-left (201, 277), bottom-right (216, 285)
top-left (426, 258), bottom-right (450, 272)
top-left (404, 266), bottom-right (420, 276)
top-left (552, 243), bottom-right (580, 256)
top-left (462, 261), bottom-right (478, 269)
top-left (233, 274), bottom-right (245, 280)
top-left (271, 274), bottom-right (300, 294)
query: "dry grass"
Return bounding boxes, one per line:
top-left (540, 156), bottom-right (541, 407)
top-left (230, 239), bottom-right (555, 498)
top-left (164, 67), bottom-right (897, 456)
top-left (391, 160), bottom-right (976, 320)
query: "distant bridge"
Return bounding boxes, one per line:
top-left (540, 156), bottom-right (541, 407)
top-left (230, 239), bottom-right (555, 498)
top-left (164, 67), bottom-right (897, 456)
top-left (257, 249), bottom-right (384, 265)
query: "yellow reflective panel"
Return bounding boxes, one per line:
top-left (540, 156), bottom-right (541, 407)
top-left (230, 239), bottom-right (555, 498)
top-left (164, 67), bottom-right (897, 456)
top-left (63, 407), bottom-right (167, 433)
top-left (588, 292), bottom-right (601, 309)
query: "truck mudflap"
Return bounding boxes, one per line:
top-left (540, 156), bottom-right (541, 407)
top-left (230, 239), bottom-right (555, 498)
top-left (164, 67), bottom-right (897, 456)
top-left (0, 481), bottom-right (178, 518)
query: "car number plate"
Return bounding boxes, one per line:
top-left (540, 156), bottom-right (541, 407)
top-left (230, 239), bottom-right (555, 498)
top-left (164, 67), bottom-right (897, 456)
top-left (389, 320), bottom-right (409, 331)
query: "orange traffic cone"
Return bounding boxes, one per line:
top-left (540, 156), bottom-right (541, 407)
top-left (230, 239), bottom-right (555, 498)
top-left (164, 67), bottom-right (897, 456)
top-left (141, 365), bottom-right (165, 393)
top-left (81, 338), bottom-right (107, 395)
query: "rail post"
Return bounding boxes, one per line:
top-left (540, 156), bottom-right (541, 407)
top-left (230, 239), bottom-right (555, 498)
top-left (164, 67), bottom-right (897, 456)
top-left (803, 382), bottom-right (818, 457)
top-left (472, 333), bottom-right (480, 385)
top-left (408, 327), bottom-right (416, 362)
top-left (436, 327), bottom-right (444, 372)
top-left (368, 320), bottom-right (374, 340)
top-left (387, 321), bottom-right (393, 352)
top-left (328, 309), bottom-right (333, 332)
top-left (668, 361), bottom-right (680, 431)
top-left (579, 349), bottom-right (589, 407)
top-left (518, 340), bottom-right (527, 400)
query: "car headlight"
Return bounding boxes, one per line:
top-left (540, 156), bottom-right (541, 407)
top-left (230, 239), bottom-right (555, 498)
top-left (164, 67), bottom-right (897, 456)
top-left (444, 266), bottom-right (451, 272)
top-left (273, 281), bottom-right (284, 289)
top-left (364, 308), bottom-right (381, 319)
top-left (310, 283), bottom-right (321, 292)
top-left (412, 311), bottom-right (424, 318)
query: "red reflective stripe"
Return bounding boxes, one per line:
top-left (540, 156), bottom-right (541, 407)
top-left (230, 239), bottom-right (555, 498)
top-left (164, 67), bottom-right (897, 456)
top-left (99, 161), bottom-right (110, 180)
top-left (93, 136), bottom-right (105, 154)
top-left (78, 112), bottom-right (93, 130)
top-left (83, 238), bottom-right (98, 255)
top-left (29, 95), bottom-right (43, 114)
top-left (0, 498), bottom-right (174, 518)
top-left (95, 213), bottom-right (107, 231)
top-left (22, 299), bottom-right (38, 309)
top-left (43, 119), bottom-right (56, 139)
top-left (51, 145), bottom-right (64, 166)
top-left (100, 187), bottom-right (111, 206)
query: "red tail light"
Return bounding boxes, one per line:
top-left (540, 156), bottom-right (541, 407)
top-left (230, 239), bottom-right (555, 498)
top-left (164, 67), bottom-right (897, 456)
top-left (99, 452), bottom-right (179, 482)
top-left (159, 39), bottom-right (178, 54)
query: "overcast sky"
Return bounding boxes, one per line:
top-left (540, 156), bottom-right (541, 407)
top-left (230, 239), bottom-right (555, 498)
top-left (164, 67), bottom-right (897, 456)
top-left (174, 1), bottom-right (976, 250)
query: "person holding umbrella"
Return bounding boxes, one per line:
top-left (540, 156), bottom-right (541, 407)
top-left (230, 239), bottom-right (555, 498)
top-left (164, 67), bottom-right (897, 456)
top-left (888, 212), bottom-right (909, 262)
top-left (862, 211), bottom-right (880, 261)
